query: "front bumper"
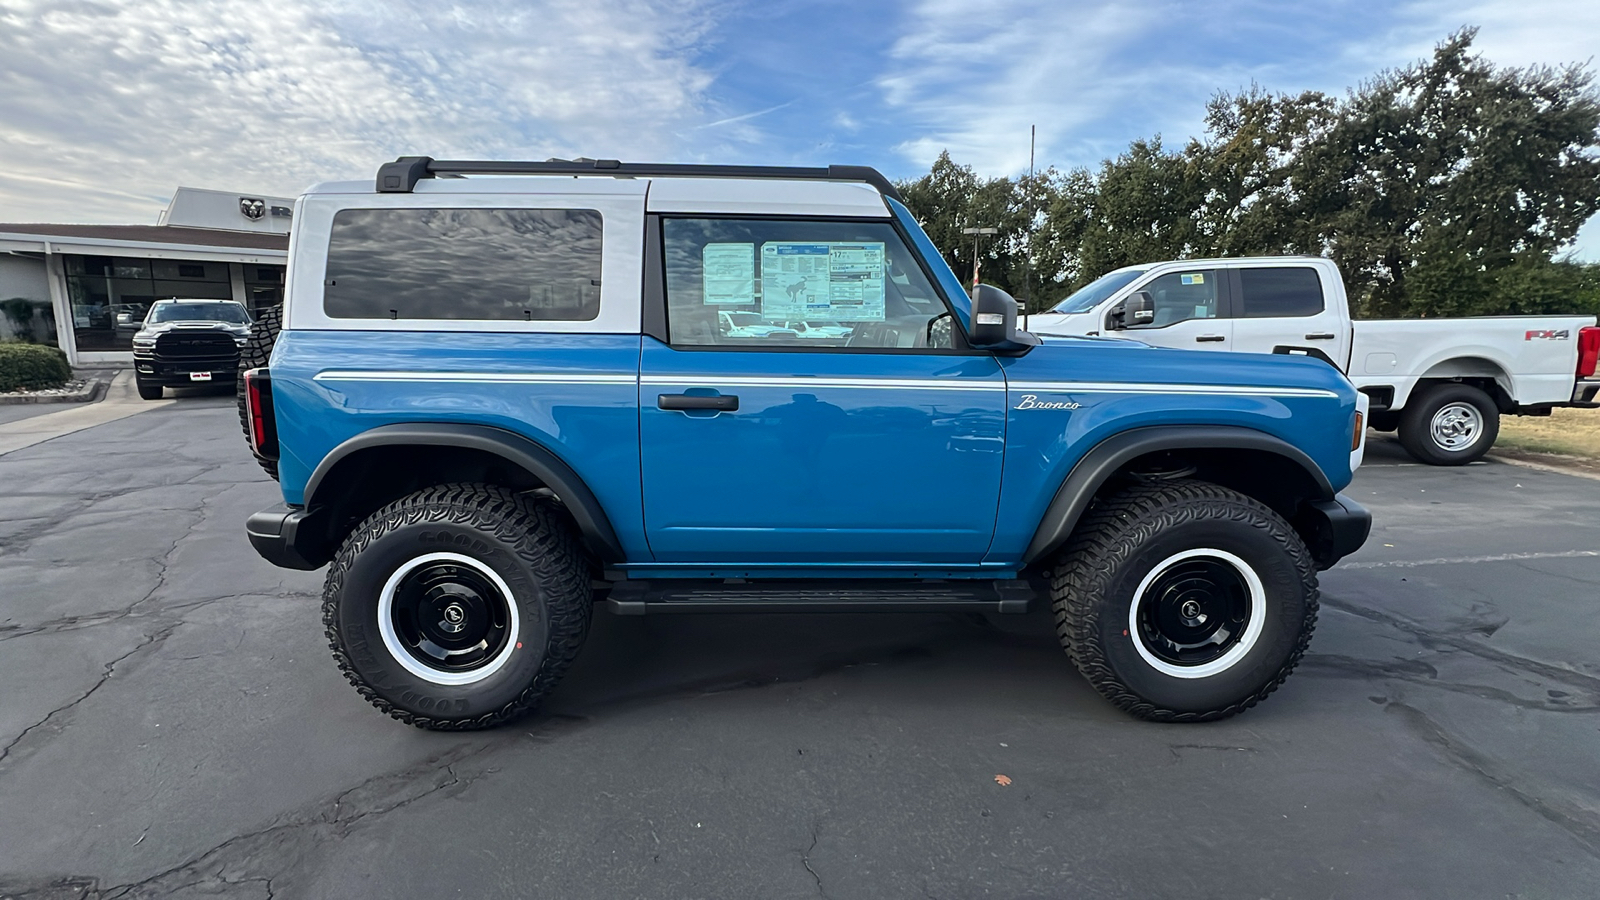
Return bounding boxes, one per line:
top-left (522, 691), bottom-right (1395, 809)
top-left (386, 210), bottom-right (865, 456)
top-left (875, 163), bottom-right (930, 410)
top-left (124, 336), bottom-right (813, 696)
top-left (1297, 494), bottom-right (1372, 570)
top-left (246, 503), bottom-right (331, 570)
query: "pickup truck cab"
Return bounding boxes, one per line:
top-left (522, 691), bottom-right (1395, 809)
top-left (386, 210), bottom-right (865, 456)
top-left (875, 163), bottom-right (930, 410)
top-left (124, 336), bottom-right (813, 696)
top-left (241, 158), bottom-right (1370, 730)
top-left (1028, 257), bottom-right (1600, 464)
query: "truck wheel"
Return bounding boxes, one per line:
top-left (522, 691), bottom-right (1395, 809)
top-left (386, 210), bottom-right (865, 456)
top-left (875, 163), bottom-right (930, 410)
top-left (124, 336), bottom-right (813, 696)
top-left (322, 484), bottom-right (592, 730)
top-left (136, 380), bottom-right (163, 401)
top-left (1397, 383), bottom-right (1498, 466)
top-left (235, 304), bottom-right (282, 480)
top-left (1051, 480), bottom-right (1318, 722)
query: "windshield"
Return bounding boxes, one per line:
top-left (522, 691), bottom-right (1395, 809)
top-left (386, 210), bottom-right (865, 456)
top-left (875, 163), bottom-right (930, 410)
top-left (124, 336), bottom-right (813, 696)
top-left (1049, 269), bottom-right (1146, 314)
top-left (148, 302), bottom-right (250, 324)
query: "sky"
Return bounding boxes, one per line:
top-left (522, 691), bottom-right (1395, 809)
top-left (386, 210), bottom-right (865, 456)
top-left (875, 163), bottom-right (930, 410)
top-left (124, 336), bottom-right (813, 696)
top-left (0, 0), bottom-right (1597, 258)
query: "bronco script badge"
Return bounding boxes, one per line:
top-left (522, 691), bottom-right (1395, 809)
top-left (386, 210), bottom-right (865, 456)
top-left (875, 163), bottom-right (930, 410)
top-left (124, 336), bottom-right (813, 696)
top-left (1014, 394), bottom-right (1081, 410)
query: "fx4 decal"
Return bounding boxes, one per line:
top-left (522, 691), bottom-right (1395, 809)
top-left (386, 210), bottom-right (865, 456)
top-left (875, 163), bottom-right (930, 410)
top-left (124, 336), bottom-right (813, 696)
top-left (1525, 329), bottom-right (1570, 341)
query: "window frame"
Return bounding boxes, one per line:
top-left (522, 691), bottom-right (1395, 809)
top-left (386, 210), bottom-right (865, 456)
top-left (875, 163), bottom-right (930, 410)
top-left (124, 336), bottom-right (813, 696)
top-left (644, 212), bottom-right (979, 355)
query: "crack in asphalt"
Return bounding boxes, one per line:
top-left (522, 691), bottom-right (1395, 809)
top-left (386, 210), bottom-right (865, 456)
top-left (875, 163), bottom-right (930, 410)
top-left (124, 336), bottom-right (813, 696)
top-left (1385, 701), bottom-right (1600, 859)
top-left (1319, 596), bottom-right (1600, 699)
top-left (0, 619), bottom-right (181, 769)
top-left (0, 462), bottom-right (229, 555)
top-left (0, 591), bottom-right (317, 644)
top-left (799, 818), bottom-right (829, 900)
top-left (1302, 653), bottom-right (1600, 713)
top-left (93, 740), bottom-right (509, 899)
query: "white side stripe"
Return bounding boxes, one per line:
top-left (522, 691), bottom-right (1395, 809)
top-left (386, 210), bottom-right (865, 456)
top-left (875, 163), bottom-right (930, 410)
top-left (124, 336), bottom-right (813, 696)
top-left (1007, 381), bottom-right (1339, 398)
top-left (311, 370), bottom-right (1338, 399)
top-left (315, 371), bottom-right (637, 384)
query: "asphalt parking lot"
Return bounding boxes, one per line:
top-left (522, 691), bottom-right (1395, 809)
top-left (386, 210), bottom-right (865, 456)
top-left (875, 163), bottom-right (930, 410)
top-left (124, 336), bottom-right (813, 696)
top-left (2, 391), bottom-right (1598, 899)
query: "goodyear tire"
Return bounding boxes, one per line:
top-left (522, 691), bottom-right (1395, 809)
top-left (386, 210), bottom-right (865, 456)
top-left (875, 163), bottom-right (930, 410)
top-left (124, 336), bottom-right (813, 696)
top-left (1051, 480), bottom-right (1318, 722)
top-left (1397, 383), bottom-right (1499, 466)
top-left (235, 304), bottom-right (282, 480)
top-left (323, 484), bottom-right (592, 730)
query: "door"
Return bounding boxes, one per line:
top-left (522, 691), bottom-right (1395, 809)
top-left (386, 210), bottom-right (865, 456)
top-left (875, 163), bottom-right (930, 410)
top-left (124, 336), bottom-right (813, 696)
top-left (1112, 266), bottom-right (1234, 351)
top-left (639, 214), bottom-right (1007, 563)
top-left (1226, 264), bottom-right (1351, 370)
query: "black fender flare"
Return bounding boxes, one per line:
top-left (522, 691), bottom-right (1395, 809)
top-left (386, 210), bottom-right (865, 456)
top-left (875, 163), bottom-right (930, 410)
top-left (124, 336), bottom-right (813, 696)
top-left (1021, 425), bottom-right (1335, 565)
top-left (304, 422), bottom-right (625, 562)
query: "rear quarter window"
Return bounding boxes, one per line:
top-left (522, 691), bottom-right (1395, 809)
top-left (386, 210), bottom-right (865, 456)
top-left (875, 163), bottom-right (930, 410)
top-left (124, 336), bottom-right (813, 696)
top-left (323, 208), bottom-right (603, 321)
top-left (1238, 267), bottom-right (1324, 318)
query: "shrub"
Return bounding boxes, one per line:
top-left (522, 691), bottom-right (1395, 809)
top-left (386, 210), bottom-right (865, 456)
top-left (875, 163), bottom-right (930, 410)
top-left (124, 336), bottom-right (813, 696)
top-left (0, 342), bottom-right (72, 392)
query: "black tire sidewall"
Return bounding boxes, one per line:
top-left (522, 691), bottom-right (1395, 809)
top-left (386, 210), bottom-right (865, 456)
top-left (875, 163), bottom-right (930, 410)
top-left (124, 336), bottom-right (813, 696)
top-left (1401, 384), bottom-right (1498, 465)
top-left (1096, 514), bottom-right (1310, 714)
top-left (334, 517), bottom-right (552, 721)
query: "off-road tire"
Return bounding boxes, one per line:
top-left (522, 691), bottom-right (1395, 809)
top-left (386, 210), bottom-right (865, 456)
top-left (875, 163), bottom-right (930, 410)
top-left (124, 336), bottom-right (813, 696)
top-left (135, 380), bottom-right (163, 401)
top-left (322, 484), bottom-right (592, 730)
top-left (1051, 480), bottom-right (1319, 722)
top-left (1397, 383), bottom-right (1499, 466)
top-left (235, 304), bottom-right (282, 480)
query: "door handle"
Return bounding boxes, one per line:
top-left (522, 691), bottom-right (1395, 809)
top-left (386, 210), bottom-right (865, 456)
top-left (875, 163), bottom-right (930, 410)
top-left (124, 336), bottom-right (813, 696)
top-left (1195, 334), bottom-right (1226, 343)
top-left (1305, 332), bottom-right (1336, 340)
top-left (658, 393), bottom-right (738, 411)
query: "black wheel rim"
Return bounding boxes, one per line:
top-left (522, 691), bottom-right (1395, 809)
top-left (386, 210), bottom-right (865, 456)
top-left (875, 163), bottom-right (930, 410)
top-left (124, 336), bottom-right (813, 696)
top-left (388, 560), bottom-right (512, 674)
top-left (1136, 557), bottom-right (1253, 668)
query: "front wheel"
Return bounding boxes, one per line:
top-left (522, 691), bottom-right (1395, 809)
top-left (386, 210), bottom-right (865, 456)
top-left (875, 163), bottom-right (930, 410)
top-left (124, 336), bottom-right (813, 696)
top-left (1051, 480), bottom-right (1318, 722)
top-left (322, 484), bottom-right (592, 730)
top-left (1397, 383), bottom-right (1499, 466)
top-left (135, 380), bottom-right (163, 401)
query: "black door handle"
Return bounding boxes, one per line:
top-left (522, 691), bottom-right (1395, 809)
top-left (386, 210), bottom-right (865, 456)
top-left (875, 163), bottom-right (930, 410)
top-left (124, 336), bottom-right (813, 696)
top-left (658, 393), bottom-right (738, 411)
top-left (1195, 334), bottom-right (1226, 343)
top-left (1305, 332), bottom-right (1336, 340)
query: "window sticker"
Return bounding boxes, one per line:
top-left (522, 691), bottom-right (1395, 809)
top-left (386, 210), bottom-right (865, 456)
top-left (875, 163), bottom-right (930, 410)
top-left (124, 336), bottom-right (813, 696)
top-left (759, 242), bottom-right (886, 321)
top-left (702, 243), bottom-right (756, 305)
top-left (1180, 273), bottom-right (1204, 285)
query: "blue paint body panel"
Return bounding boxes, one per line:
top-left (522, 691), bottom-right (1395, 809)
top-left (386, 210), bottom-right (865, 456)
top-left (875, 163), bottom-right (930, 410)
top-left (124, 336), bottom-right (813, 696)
top-left (639, 337), bottom-right (1006, 563)
top-left (269, 330), bottom-right (651, 560)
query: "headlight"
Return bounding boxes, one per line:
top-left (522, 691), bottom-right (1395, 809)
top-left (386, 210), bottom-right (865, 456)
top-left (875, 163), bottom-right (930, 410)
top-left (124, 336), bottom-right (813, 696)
top-left (132, 338), bottom-right (155, 349)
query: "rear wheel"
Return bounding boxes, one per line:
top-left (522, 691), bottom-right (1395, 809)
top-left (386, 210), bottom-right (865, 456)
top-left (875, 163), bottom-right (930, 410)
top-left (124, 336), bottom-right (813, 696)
top-left (136, 380), bottom-right (163, 401)
top-left (1397, 383), bottom-right (1498, 466)
top-left (1051, 480), bottom-right (1318, 722)
top-left (323, 484), bottom-right (592, 730)
top-left (235, 304), bottom-right (282, 480)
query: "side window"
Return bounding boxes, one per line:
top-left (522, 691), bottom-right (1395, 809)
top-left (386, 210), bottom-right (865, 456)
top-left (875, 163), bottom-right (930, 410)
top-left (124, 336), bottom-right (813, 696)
top-left (1131, 269), bottom-right (1220, 328)
top-left (661, 218), bottom-right (955, 349)
top-left (1237, 267), bottom-right (1325, 318)
top-left (324, 208), bottom-right (603, 321)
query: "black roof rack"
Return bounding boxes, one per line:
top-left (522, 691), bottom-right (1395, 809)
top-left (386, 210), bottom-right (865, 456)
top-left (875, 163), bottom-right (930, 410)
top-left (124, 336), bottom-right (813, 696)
top-left (374, 156), bottom-right (903, 202)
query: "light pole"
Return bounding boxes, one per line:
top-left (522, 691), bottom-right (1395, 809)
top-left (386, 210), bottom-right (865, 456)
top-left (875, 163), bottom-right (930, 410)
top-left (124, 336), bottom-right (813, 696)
top-left (962, 226), bottom-right (998, 290)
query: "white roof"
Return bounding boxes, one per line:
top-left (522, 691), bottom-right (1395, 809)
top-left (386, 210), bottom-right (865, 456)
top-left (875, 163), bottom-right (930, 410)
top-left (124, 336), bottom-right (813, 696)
top-left (304, 174), bottom-right (891, 218)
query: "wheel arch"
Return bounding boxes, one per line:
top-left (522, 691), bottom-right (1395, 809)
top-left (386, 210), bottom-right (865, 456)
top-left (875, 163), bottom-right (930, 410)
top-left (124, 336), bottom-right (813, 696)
top-left (302, 422), bottom-right (624, 565)
top-left (1022, 426), bottom-right (1337, 568)
top-left (1399, 354), bottom-right (1515, 411)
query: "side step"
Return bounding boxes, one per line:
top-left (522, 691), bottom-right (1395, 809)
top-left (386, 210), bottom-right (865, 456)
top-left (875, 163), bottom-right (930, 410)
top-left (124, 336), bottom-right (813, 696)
top-left (600, 579), bottom-right (1041, 616)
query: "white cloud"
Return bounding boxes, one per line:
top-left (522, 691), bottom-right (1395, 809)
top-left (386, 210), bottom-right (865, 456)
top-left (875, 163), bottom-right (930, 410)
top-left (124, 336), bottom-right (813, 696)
top-left (0, 0), bottom-right (720, 223)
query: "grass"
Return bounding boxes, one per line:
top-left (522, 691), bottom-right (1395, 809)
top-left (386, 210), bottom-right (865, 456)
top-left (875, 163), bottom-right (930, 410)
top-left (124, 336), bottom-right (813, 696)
top-left (1496, 407), bottom-right (1600, 460)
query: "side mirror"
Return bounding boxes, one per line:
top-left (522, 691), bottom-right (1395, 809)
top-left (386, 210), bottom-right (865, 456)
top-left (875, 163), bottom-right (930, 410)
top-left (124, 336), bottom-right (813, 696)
top-left (1110, 291), bottom-right (1155, 330)
top-left (968, 284), bottom-right (1041, 354)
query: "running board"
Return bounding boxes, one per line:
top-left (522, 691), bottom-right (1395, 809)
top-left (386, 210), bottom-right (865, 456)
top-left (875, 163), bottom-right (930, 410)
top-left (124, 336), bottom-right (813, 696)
top-left (601, 579), bottom-right (1040, 616)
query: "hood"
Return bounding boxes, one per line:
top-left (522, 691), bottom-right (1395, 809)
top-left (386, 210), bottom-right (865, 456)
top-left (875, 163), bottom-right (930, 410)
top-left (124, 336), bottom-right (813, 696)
top-left (1024, 309), bottom-right (1102, 337)
top-left (136, 320), bottom-right (250, 337)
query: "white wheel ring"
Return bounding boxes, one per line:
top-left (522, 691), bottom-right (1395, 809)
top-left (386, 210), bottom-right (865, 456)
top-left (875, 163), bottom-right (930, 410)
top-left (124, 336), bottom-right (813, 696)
top-left (377, 552), bottom-right (522, 686)
top-left (1128, 548), bottom-right (1267, 679)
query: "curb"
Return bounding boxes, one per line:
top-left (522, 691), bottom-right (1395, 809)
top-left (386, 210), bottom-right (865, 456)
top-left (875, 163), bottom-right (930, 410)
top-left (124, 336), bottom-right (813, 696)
top-left (0, 377), bottom-right (108, 406)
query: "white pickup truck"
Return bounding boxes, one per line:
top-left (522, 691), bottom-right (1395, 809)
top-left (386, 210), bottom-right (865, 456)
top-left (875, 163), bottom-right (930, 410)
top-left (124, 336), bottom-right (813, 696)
top-left (1027, 256), bottom-right (1600, 465)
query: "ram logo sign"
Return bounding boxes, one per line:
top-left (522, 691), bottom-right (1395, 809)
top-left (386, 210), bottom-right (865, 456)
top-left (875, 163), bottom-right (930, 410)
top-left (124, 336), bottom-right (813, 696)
top-left (1525, 329), bottom-right (1570, 341)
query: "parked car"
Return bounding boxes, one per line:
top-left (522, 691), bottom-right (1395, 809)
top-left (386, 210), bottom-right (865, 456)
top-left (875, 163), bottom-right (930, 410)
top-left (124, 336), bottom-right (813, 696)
top-left (1027, 257), bottom-right (1600, 464)
top-left (131, 299), bottom-right (251, 400)
top-left (240, 157), bottom-right (1369, 730)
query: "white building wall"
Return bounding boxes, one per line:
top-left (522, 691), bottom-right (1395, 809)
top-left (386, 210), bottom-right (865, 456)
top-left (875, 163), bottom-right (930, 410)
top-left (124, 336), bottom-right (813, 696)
top-left (157, 187), bottom-right (295, 235)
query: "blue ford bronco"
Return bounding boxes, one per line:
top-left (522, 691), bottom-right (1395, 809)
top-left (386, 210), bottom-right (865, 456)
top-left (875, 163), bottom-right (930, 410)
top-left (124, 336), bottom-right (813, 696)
top-left (240, 157), bottom-right (1371, 730)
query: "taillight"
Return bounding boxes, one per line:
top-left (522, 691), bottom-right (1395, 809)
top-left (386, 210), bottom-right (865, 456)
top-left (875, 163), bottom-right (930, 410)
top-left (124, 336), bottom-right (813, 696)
top-left (1578, 326), bottom-right (1600, 379)
top-left (244, 368), bottom-right (277, 459)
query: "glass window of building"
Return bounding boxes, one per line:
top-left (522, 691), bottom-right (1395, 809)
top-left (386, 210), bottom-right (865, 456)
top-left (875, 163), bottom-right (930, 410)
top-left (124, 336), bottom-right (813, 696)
top-left (65, 255), bottom-right (232, 351)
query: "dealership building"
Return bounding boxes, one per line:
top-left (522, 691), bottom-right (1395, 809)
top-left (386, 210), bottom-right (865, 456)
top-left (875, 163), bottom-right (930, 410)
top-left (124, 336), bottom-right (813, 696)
top-left (0, 187), bottom-right (291, 365)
